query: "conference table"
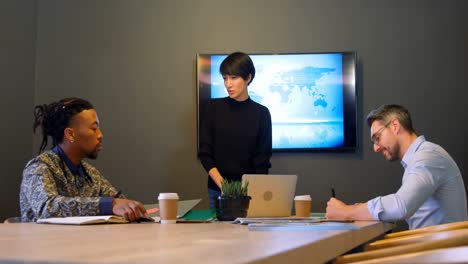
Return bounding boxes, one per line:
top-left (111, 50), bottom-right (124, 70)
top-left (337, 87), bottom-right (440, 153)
top-left (0, 220), bottom-right (392, 264)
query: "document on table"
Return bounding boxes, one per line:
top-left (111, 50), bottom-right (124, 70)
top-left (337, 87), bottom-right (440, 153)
top-left (248, 222), bottom-right (359, 231)
top-left (37, 215), bottom-right (130, 225)
top-left (233, 216), bottom-right (329, 225)
top-left (233, 215), bottom-right (356, 231)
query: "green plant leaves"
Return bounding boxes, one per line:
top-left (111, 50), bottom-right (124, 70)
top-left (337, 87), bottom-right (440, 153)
top-left (220, 179), bottom-right (249, 197)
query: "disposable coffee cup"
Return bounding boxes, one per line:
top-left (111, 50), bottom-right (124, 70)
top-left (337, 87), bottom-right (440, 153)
top-left (294, 195), bottom-right (312, 217)
top-left (158, 193), bottom-right (179, 224)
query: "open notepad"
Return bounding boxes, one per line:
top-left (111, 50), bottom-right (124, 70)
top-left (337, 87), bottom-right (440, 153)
top-left (37, 215), bottom-right (131, 225)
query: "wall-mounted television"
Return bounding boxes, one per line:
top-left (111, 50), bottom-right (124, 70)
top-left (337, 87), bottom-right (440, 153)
top-left (197, 52), bottom-right (357, 152)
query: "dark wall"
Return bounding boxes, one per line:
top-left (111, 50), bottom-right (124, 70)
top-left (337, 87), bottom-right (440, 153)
top-left (12, 0), bottom-right (468, 227)
top-left (0, 1), bottom-right (37, 221)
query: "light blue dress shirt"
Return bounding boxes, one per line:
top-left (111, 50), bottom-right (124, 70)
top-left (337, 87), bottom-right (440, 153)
top-left (367, 136), bottom-right (467, 229)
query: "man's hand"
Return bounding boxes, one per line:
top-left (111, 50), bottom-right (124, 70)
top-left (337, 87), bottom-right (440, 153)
top-left (326, 198), bottom-right (352, 220)
top-left (326, 198), bottom-right (374, 221)
top-left (112, 198), bottom-right (147, 222)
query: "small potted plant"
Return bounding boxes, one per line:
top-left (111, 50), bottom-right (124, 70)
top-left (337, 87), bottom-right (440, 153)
top-left (216, 180), bottom-right (251, 221)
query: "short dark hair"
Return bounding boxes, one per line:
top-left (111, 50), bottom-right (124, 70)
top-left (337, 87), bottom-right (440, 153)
top-left (220, 52), bottom-right (255, 85)
top-left (33, 97), bottom-right (94, 153)
top-left (366, 104), bottom-right (416, 134)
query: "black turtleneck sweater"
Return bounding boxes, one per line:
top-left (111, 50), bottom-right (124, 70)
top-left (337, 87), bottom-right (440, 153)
top-left (198, 97), bottom-right (272, 191)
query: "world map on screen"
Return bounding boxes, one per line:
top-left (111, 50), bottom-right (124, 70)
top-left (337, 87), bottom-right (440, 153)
top-left (211, 53), bottom-right (344, 149)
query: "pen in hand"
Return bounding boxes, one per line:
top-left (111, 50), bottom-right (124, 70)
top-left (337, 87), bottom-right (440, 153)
top-left (331, 186), bottom-right (336, 198)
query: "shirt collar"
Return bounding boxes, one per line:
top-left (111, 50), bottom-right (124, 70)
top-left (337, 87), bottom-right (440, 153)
top-left (401, 135), bottom-right (426, 169)
top-left (52, 145), bottom-right (84, 177)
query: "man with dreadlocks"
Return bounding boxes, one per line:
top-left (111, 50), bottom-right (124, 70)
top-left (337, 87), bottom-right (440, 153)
top-left (20, 97), bottom-right (147, 222)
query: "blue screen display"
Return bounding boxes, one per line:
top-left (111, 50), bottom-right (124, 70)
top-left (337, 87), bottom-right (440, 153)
top-left (208, 53), bottom-right (345, 149)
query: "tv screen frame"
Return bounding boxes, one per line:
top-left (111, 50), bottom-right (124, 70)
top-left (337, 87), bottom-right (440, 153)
top-left (196, 51), bottom-right (357, 153)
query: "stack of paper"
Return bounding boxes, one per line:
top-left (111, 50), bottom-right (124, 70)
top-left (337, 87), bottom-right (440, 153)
top-left (231, 216), bottom-right (357, 231)
top-left (233, 217), bottom-right (325, 225)
top-left (248, 222), bottom-right (359, 231)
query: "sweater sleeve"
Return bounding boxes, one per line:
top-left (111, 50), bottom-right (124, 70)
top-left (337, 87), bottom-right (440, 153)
top-left (198, 101), bottom-right (216, 172)
top-left (253, 106), bottom-right (272, 173)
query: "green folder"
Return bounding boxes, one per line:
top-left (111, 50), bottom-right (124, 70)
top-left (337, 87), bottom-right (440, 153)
top-left (177, 209), bottom-right (217, 223)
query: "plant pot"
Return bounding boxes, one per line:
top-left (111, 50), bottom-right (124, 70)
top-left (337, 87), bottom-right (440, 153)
top-left (216, 196), bottom-right (251, 221)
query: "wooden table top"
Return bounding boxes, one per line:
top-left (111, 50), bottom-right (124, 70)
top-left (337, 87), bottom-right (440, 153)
top-left (0, 221), bottom-right (392, 264)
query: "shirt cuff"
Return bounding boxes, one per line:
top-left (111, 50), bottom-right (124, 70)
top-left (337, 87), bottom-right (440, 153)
top-left (99, 197), bottom-right (114, 215)
top-left (202, 161), bottom-right (215, 173)
top-left (367, 197), bottom-right (383, 221)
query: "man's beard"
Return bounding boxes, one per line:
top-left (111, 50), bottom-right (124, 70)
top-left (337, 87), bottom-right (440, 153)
top-left (384, 144), bottom-right (400, 162)
top-left (86, 149), bottom-right (99, 160)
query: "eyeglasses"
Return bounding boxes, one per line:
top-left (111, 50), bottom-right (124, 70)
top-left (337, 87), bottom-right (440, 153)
top-left (371, 121), bottom-right (391, 146)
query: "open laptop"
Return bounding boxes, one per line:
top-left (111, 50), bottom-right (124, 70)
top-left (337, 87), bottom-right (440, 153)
top-left (242, 174), bottom-right (297, 217)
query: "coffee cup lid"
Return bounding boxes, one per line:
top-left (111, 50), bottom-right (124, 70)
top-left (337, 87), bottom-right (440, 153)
top-left (294, 195), bottom-right (311, 201)
top-left (158, 193), bottom-right (179, 199)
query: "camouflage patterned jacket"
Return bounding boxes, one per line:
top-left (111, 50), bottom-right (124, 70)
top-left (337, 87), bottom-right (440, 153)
top-left (20, 150), bottom-right (120, 222)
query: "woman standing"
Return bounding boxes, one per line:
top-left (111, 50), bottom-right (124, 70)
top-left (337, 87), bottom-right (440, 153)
top-left (198, 52), bottom-right (272, 209)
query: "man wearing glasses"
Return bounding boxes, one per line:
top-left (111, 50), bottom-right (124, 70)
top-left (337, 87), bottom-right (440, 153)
top-left (326, 104), bottom-right (467, 229)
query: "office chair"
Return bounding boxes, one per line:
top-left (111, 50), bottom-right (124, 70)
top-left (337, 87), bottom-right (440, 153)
top-left (384, 220), bottom-right (468, 239)
top-left (365, 227), bottom-right (468, 251)
top-left (347, 246), bottom-right (468, 264)
top-left (332, 229), bottom-right (468, 264)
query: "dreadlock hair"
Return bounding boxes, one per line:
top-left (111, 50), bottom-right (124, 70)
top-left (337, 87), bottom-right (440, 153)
top-left (33, 97), bottom-right (94, 154)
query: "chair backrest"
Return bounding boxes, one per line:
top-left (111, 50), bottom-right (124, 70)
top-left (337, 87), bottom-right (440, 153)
top-left (384, 220), bottom-right (468, 239)
top-left (349, 246), bottom-right (468, 264)
top-left (366, 227), bottom-right (468, 251)
top-left (3, 217), bottom-right (22, 223)
top-left (333, 229), bottom-right (468, 264)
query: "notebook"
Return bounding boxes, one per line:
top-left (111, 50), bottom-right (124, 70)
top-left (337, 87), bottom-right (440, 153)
top-left (37, 215), bottom-right (130, 225)
top-left (242, 174), bottom-right (297, 217)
